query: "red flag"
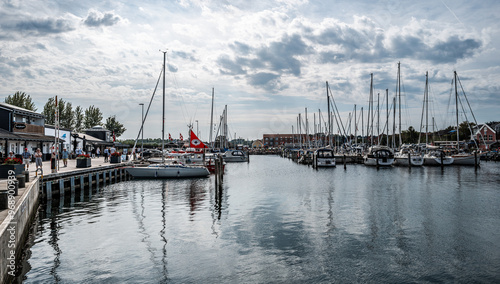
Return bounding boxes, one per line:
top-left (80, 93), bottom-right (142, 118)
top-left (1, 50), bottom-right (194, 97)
top-left (189, 130), bottom-right (207, 148)
top-left (180, 133), bottom-right (183, 140)
top-left (169, 133), bottom-right (172, 141)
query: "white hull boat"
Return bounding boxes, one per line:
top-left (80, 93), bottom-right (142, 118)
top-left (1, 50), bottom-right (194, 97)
top-left (452, 153), bottom-right (480, 166)
top-left (364, 146), bottom-right (394, 167)
top-left (223, 150), bottom-right (248, 162)
top-left (313, 148), bottom-right (336, 167)
top-left (126, 164), bottom-right (209, 178)
top-left (393, 154), bottom-right (424, 166)
top-left (423, 152), bottom-right (454, 166)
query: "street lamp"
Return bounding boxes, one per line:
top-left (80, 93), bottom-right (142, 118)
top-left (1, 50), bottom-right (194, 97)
top-left (139, 103), bottom-right (144, 156)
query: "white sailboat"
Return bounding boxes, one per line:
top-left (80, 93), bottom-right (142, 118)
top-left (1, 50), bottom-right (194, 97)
top-left (364, 145), bottom-right (395, 166)
top-left (126, 52), bottom-right (209, 178)
top-left (449, 71), bottom-right (480, 166)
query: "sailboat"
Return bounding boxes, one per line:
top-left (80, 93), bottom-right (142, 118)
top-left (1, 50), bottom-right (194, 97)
top-left (363, 74), bottom-right (395, 167)
top-left (125, 52), bottom-right (210, 178)
top-left (449, 71), bottom-right (480, 166)
top-left (419, 71), bottom-right (454, 166)
top-left (392, 62), bottom-right (424, 166)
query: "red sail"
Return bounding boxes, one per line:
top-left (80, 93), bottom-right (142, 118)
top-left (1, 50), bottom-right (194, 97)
top-left (189, 130), bottom-right (207, 148)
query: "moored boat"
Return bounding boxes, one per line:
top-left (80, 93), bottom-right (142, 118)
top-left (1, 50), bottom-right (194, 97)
top-left (364, 146), bottom-right (394, 166)
top-left (313, 148), bottom-right (336, 167)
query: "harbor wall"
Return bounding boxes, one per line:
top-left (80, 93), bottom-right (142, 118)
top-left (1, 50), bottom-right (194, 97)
top-left (0, 176), bottom-right (39, 283)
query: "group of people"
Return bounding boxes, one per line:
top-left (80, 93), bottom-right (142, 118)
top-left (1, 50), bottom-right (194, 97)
top-left (6, 148), bottom-right (44, 171)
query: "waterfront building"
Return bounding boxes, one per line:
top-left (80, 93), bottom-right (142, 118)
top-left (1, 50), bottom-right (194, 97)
top-left (472, 124), bottom-right (497, 150)
top-left (0, 102), bottom-right (57, 159)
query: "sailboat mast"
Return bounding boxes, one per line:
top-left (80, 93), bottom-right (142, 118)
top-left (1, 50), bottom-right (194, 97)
top-left (161, 50), bottom-right (166, 164)
top-left (425, 72), bottom-right (429, 145)
top-left (326, 81), bottom-right (331, 146)
top-left (354, 105), bottom-right (357, 144)
top-left (454, 71), bottom-right (460, 149)
top-left (398, 62), bottom-right (402, 147)
top-left (209, 87), bottom-right (214, 149)
top-left (386, 89), bottom-right (389, 146)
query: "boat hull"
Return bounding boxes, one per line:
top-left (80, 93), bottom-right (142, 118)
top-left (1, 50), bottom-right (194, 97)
top-left (125, 165), bottom-right (210, 178)
top-left (364, 157), bottom-right (394, 166)
top-left (452, 154), bottom-right (480, 166)
top-left (316, 158), bottom-right (336, 167)
top-left (423, 155), bottom-right (454, 166)
top-left (393, 155), bottom-right (424, 166)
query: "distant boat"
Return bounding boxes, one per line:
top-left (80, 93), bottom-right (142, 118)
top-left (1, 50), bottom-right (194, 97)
top-left (126, 52), bottom-right (209, 178)
top-left (223, 149), bottom-right (248, 162)
top-left (313, 148), bottom-right (336, 167)
top-left (364, 146), bottom-right (395, 166)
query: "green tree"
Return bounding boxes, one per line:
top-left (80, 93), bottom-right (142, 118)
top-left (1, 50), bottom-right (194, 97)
top-left (105, 115), bottom-right (127, 138)
top-left (74, 106), bottom-right (84, 132)
top-left (83, 105), bottom-right (103, 129)
top-left (42, 97), bottom-right (73, 127)
top-left (60, 101), bottom-right (74, 129)
top-left (401, 126), bottom-right (419, 144)
top-left (458, 121), bottom-right (475, 141)
top-left (5, 91), bottom-right (37, 111)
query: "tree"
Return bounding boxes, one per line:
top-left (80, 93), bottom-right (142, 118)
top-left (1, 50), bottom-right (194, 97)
top-left (105, 115), bottom-right (127, 138)
top-left (5, 91), bottom-right (37, 111)
top-left (74, 106), bottom-right (84, 132)
top-left (42, 97), bottom-right (73, 128)
top-left (401, 126), bottom-right (419, 144)
top-left (83, 105), bottom-right (103, 129)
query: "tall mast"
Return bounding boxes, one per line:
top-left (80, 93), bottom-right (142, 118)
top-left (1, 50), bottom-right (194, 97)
top-left (398, 62), bottom-right (402, 147)
top-left (354, 104), bottom-right (357, 144)
top-left (386, 89), bottom-right (389, 146)
top-left (161, 50), bottom-right (166, 164)
top-left (392, 96), bottom-right (396, 148)
top-left (377, 92), bottom-right (380, 144)
top-left (209, 87), bottom-right (214, 148)
top-left (367, 73), bottom-right (373, 145)
top-left (454, 71), bottom-right (459, 148)
top-left (425, 72), bottom-right (429, 145)
top-left (326, 81), bottom-right (331, 146)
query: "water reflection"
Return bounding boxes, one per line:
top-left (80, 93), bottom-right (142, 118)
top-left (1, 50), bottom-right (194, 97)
top-left (15, 157), bottom-right (500, 283)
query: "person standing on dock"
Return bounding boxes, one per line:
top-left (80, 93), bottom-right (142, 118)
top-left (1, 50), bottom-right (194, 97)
top-left (35, 148), bottom-right (43, 171)
top-left (104, 147), bottom-right (109, 162)
top-left (22, 148), bottom-right (31, 170)
top-left (96, 147), bottom-right (100, 158)
top-left (62, 148), bottom-right (69, 167)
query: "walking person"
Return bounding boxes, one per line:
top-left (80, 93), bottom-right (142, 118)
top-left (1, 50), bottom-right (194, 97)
top-left (22, 147), bottom-right (31, 170)
top-left (96, 147), bottom-right (100, 158)
top-left (62, 148), bottom-right (69, 167)
top-left (35, 148), bottom-right (43, 171)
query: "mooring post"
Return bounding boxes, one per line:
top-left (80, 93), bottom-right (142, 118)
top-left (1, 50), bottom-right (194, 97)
top-left (70, 177), bottom-right (75, 193)
top-left (343, 154), bottom-right (347, 170)
top-left (59, 179), bottom-right (65, 197)
top-left (408, 152), bottom-right (411, 168)
top-left (46, 181), bottom-right (52, 200)
top-left (80, 175), bottom-right (84, 189)
top-left (440, 152), bottom-right (444, 170)
top-left (474, 151), bottom-right (478, 170)
top-left (89, 173), bottom-right (92, 189)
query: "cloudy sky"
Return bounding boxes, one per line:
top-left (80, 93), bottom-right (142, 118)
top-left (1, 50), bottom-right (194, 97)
top-left (1, 0), bottom-right (498, 140)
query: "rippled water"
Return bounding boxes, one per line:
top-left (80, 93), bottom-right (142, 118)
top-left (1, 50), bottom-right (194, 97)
top-left (17, 156), bottom-right (500, 283)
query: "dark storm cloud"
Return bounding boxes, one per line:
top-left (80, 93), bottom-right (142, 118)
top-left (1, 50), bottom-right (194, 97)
top-left (13, 18), bottom-right (75, 36)
top-left (83, 11), bottom-right (121, 27)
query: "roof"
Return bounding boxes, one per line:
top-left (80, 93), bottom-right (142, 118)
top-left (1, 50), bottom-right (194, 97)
top-left (73, 132), bottom-right (113, 145)
top-left (0, 102), bottom-right (44, 119)
top-left (0, 128), bottom-right (61, 142)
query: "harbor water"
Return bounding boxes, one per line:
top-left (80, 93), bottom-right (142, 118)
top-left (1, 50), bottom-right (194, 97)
top-left (17, 156), bottom-right (500, 283)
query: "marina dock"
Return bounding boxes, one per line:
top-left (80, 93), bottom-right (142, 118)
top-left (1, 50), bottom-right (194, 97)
top-left (0, 157), bottom-right (132, 283)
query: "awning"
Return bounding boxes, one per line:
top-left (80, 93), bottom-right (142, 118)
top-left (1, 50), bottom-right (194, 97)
top-left (0, 128), bottom-right (61, 142)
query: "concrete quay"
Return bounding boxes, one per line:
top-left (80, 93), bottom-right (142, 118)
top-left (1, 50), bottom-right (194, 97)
top-left (0, 157), bottom-right (133, 282)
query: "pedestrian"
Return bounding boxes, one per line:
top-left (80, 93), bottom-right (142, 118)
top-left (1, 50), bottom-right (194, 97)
top-left (8, 151), bottom-right (15, 158)
top-left (96, 147), bottom-right (100, 158)
top-left (35, 148), bottom-right (43, 171)
top-left (91, 147), bottom-right (96, 158)
top-left (22, 147), bottom-right (31, 170)
top-left (62, 148), bottom-right (69, 167)
top-left (104, 147), bottom-right (109, 162)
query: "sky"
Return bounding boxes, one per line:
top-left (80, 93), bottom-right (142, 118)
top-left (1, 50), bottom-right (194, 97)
top-left (0, 0), bottom-right (499, 141)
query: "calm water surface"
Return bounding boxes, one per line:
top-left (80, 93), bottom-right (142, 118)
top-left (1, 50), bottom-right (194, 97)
top-left (17, 156), bottom-right (500, 283)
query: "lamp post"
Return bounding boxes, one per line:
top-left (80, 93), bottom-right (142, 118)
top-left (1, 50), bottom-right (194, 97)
top-left (139, 103), bottom-right (144, 156)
